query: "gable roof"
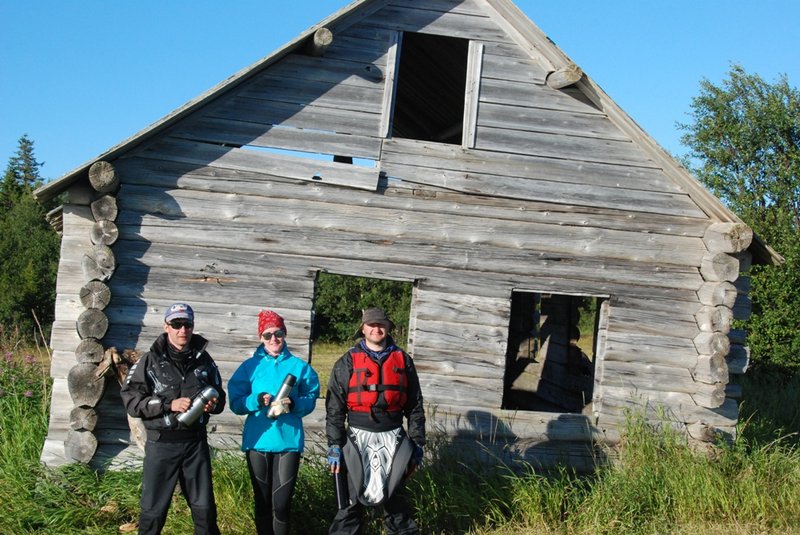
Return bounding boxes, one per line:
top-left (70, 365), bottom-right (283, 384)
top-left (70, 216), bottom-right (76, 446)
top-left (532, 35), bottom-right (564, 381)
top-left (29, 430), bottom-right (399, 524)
top-left (33, 0), bottom-right (781, 264)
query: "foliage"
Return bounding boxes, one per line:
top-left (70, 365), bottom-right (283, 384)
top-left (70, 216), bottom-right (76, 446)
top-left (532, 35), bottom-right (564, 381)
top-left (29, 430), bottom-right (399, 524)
top-left (313, 272), bottom-right (412, 343)
top-left (679, 65), bottom-right (800, 368)
top-left (0, 135), bottom-right (60, 340)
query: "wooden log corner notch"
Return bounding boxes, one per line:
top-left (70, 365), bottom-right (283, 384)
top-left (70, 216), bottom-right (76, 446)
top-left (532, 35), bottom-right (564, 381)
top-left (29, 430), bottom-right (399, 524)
top-left (88, 161), bottom-right (120, 194)
top-left (305, 27), bottom-right (333, 57)
top-left (546, 63), bottom-right (583, 89)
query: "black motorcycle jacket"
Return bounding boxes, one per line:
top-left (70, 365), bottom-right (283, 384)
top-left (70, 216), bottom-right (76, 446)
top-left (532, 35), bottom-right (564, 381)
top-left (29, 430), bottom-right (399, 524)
top-left (120, 332), bottom-right (226, 432)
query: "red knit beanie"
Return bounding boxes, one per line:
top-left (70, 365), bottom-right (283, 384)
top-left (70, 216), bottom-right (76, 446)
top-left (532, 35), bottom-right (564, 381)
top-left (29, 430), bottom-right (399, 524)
top-left (258, 310), bottom-right (286, 336)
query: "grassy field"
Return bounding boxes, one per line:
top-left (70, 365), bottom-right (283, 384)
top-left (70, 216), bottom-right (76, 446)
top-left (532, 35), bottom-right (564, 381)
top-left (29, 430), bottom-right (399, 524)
top-left (2, 337), bottom-right (800, 534)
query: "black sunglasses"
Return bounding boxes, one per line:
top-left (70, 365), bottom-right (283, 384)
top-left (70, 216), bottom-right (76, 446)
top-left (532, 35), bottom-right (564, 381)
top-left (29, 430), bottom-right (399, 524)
top-left (261, 330), bottom-right (286, 340)
top-left (168, 320), bottom-right (194, 330)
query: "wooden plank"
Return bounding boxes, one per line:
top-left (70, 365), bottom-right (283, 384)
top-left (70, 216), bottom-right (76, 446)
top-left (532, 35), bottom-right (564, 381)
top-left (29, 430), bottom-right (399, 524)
top-left (478, 101), bottom-right (631, 141)
top-left (480, 53), bottom-right (548, 84)
top-left (207, 96), bottom-right (381, 137)
top-left (463, 41), bottom-right (483, 148)
top-left (381, 160), bottom-right (701, 217)
top-left (238, 74), bottom-right (385, 113)
top-left (381, 137), bottom-right (688, 195)
top-left (379, 31), bottom-right (400, 137)
top-left (249, 54), bottom-right (387, 89)
top-left (363, 6), bottom-right (512, 43)
top-left (474, 125), bottom-right (657, 167)
top-left (116, 155), bottom-right (707, 235)
top-left (136, 138), bottom-right (380, 191)
top-left (172, 118), bottom-right (382, 160)
top-left (479, 78), bottom-right (603, 115)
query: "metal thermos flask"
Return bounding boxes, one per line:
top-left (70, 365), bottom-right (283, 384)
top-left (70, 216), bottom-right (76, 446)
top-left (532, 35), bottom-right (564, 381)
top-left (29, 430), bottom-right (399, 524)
top-left (177, 385), bottom-right (219, 426)
top-left (267, 374), bottom-right (296, 419)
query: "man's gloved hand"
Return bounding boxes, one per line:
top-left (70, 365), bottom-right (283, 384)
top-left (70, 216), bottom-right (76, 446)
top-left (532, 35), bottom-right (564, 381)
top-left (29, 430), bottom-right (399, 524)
top-left (327, 445), bottom-right (342, 472)
top-left (412, 444), bottom-right (424, 468)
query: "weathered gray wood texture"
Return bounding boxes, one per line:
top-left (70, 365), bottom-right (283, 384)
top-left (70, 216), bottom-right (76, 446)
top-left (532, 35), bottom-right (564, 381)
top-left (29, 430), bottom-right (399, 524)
top-left (41, 0), bottom-right (752, 468)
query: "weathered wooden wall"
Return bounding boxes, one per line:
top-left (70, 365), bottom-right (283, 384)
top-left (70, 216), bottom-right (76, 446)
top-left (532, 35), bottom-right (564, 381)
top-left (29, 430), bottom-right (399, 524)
top-left (41, 0), bottom-right (751, 470)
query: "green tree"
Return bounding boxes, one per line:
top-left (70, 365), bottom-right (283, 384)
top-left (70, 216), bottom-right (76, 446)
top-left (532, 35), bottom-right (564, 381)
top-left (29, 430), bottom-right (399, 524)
top-left (314, 273), bottom-right (412, 343)
top-left (0, 135), bottom-right (60, 339)
top-left (679, 65), bottom-right (800, 368)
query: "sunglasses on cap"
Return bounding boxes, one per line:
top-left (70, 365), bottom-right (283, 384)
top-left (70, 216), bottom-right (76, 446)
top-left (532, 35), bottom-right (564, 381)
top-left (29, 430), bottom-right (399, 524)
top-left (261, 330), bottom-right (286, 340)
top-left (168, 320), bottom-right (194, 330)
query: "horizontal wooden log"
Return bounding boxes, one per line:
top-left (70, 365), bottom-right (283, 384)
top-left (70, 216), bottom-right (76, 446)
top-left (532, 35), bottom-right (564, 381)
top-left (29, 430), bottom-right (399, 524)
top-left (695, 305), bottom-right (733, 334)
top-left (76, 308), bottom-right (109, 340)
top-left (88, 161), bottom-right (119, 194)
top-left (692, 354), bottom-right (729, 384)
top-left (91, 220), bottom-right (119, 246)
top-left (696, 281), bottom-right (737, 308)
top-left (600, 387), bottom-right (738, 427)
top-left (546, 63), bottom-right (583, 89)
top-left (69, 406), bottom-right (98, 431)
top-left (64, 429), bottom-right (98, 463)
top-left (603, 332), bottom-right (698, 368)
top-left (79, 280), bottom-right (111, 310)
top-left (700, 252), bottom-right (739, 282)
top-left (90, 194), bottom-right (118, 222)
top-left (703, 222), bottom-right (753, 253)
top-left (75, 338), bottom-right (104, 364)
top-left (81, 244), bottom-right (116, 282)
top-left (691, 384), bottom-right (727, 408)
top-left (67, 362), bottom-right (107, 407)
top-left (692, 332), bottom-right (730, 359)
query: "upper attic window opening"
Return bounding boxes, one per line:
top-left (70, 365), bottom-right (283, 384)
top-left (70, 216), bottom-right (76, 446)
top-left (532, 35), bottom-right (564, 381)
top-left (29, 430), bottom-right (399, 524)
top-left (391, 32), bottom-right (469, 145)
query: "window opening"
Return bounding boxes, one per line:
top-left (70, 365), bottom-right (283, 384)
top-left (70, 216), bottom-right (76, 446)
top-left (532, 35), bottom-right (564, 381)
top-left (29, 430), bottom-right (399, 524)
top-left (503, 291), bottom-right (603, 413)
top-left (310, 272), bottom-right (413, 395)
top-left (391, 32), bottom-right (469, 144)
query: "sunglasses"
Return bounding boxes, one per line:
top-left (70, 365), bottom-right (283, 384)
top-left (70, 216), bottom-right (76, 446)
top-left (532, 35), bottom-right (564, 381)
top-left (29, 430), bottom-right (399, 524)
top-left (261, 330), bottom-right (286, 340)
top-left (168, 320), bottom-right (194, 330)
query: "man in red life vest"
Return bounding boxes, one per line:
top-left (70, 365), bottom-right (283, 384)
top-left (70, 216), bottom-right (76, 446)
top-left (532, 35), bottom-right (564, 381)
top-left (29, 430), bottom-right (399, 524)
top-left (325, 307), bottom-right (426, 535)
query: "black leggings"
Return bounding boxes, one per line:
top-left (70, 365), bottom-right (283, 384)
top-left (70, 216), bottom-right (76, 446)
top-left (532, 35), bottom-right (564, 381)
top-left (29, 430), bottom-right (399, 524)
top-left (246, 450), bottom-right (300, 535)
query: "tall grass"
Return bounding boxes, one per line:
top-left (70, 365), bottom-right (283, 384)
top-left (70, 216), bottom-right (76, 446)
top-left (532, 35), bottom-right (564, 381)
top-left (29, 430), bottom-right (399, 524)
top-left (2, 334), bottom-right (800, 534)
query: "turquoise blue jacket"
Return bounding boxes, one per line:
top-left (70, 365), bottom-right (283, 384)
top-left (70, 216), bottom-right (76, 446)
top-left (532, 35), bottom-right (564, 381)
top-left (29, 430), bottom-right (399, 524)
top-left (228, 344), bottom-right (320, 452)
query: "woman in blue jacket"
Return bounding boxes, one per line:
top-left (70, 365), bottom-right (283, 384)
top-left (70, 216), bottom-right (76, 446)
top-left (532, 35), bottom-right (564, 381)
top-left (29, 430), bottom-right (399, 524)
top-left (229, 309), bottom-right (320, 535)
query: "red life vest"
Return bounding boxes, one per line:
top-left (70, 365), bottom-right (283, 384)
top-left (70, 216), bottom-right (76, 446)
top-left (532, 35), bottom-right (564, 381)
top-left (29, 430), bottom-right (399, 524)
top-left (347, 349), bottom-right (408, 413)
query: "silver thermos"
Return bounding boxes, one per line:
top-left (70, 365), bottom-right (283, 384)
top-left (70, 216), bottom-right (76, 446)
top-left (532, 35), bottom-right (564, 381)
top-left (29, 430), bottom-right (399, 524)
top-left (267, 374), bottom-right (296, 419)
top-left (177, 385), bottom-right (219, 426)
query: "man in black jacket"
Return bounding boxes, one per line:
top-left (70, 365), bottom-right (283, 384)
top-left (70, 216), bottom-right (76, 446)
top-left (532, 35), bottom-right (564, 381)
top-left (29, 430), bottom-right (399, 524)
top-left (325, 307), bottom-right (425, 535)
top-left (120, 303), bottom-right (226, 535)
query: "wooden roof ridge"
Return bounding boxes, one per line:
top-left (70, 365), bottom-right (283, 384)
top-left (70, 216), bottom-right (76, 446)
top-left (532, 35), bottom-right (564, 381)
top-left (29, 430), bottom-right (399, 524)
top-left (33, 0), bottom-right (781, 264)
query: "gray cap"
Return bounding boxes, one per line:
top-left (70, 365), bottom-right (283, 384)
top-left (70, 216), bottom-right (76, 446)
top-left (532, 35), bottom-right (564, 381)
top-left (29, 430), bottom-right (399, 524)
top-left (352, 307), bottom-right (394, 338)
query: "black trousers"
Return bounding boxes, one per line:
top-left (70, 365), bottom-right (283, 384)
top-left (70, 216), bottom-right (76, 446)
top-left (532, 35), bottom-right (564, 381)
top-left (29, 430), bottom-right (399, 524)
top-left (329, 485), bottom-right (418, 535)
top-left (246, 450), bottom-right (300, 535)
top-left (138, 439), bottom-right (220, 535)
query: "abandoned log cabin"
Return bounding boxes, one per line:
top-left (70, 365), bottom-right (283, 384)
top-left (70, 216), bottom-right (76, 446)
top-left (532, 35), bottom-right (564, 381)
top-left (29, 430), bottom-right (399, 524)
top-left (35, 0), bottom-right (779, 472)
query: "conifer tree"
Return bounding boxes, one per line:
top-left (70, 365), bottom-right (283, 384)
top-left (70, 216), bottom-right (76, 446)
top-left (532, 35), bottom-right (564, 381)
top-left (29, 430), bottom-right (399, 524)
top-left (0, 135), bottom-right (60, 339)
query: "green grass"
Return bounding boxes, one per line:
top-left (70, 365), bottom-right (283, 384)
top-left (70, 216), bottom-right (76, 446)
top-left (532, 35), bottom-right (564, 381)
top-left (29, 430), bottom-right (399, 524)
top-left (3, 336), bottom-right (800, 534)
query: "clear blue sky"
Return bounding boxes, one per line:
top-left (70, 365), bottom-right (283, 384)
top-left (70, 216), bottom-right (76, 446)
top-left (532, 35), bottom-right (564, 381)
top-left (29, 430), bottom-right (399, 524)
top-left (2, 1), bottom-right (798, 182)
